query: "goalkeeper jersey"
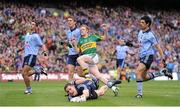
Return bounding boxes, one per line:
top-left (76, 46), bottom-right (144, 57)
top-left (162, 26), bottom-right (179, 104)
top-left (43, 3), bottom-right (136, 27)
top-left (68, 80), bottom-right (98, 101)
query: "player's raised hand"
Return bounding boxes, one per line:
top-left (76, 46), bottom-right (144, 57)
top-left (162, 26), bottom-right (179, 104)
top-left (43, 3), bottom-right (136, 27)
top-left (71, 37), bottom-right (78, 47)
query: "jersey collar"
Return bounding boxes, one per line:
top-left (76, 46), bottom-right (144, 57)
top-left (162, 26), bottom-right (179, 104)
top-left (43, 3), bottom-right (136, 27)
top-left (70, 26), bottom-right (77, 32)
top-left (143, 28), bottom-right (151, 33)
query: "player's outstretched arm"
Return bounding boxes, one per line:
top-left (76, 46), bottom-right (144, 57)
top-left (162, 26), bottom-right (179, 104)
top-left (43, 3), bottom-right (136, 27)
top-left (154, 44), bottom-right (165, 67)
top-left (70, 89), bottom-right (89, 102)
top-left (42, 44), bottom-right (48, 56)
top-left (100, 24), bottom-right (109, 40)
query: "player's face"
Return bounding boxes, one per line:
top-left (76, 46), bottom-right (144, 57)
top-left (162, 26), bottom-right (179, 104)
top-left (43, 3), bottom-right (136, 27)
top-left (30, 22), bottom-right (36, 30)
top-left (80, 26), bottom-right (88, 36)
top-left (118, 40), bottom-right (125, 45)
top-left (139, 20), bottom-right (149, 30)
top-left (65, 85), bottom-right (77, 96)
top-left (67, 18), bottom-right (76, 28)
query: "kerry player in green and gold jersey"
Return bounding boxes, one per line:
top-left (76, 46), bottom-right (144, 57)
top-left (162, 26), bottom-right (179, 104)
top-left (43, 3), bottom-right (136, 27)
top-left (72, 24), bottom-right (121, 96)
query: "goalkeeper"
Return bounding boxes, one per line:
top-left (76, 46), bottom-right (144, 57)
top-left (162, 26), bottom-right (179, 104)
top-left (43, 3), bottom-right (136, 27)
top-left (64, 79), bottom-right (110, 102)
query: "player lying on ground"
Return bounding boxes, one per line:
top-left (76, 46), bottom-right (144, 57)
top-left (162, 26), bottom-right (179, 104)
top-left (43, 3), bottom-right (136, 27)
top-left (64, 78), bottom-right (117, 102)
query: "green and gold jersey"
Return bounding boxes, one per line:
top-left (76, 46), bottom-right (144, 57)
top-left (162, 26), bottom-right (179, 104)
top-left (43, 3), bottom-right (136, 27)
top-left (77, 34), bottom-right (102, 54)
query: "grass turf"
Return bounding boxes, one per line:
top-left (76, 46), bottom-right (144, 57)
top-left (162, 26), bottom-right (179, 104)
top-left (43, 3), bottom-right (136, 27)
top-left (0, 80), bottom-right (180, 106)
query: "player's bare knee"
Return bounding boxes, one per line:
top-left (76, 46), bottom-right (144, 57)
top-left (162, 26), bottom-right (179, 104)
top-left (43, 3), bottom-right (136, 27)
top-left (22, 71), bottom-right (29, 77)
top-left (77, 57), bottom-right (83, 63)
top-left (98, 90), bottom-right (105, 96)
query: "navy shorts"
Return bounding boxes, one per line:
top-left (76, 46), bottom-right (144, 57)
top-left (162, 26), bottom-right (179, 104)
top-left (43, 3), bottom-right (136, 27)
top-left (22, 54), bottom-right (37, 68)
top-left (67, 54), bottom-right (80, 66)
top-left (140, 55), bottom-right (154, 70)
top-left (116, 59), bottom-right (125, 68)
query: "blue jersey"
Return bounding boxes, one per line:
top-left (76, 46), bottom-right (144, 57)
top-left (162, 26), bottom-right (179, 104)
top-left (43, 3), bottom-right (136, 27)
top-left (138, 29), bottom-right (158, 58)
top-left (24, 33), bottom-right (43, 57)
top-left (116, 45), bottom-right (129, 59)
top-left (65, 28), bottom-right (81, 55)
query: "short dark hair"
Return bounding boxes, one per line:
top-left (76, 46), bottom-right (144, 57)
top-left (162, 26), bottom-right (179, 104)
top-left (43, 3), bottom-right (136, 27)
top-left (140, 16), bottom-right (152, 26)
top-left (64, 83), bottom-right (73, 92)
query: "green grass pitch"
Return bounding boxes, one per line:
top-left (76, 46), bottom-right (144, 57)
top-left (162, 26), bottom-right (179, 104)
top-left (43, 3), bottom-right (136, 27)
top-left (0, 80), bottom-right (180, 106)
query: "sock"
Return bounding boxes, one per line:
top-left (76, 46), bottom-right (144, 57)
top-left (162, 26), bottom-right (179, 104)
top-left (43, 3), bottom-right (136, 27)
top-left (82, 68), bottom-right (89, 76)
top-left (137, 80), bottom-right (143, 95)
top-left (147, 72), bottom-right (155, 80)
top-left (150, 71), bottom-right (164, 78)
top-left (27, 86), bottom-right (32, 91)
top-left (33, 66), bottom-right (41, 74)
top-left (107, 81), bottom-right (113, 88)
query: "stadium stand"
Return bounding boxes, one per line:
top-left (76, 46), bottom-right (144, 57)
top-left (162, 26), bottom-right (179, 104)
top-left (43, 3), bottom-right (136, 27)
top-left (0, 0), bottom-right (179, 78)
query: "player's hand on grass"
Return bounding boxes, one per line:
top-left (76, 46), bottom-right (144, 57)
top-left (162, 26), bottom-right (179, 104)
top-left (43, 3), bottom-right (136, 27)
top-left (70, 96), bottom-right (86, 102)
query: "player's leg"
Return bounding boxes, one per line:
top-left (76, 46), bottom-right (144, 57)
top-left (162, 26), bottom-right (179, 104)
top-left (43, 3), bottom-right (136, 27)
top-left (22, 55), bottom-right (37, 94)
top-left (78, 55), bottom-right (115, 86)
top-left (95, 85), bottom-right (108, 97)
top-left (67, 64), bottom-right (75, 80)
top-left (76, 64), bottom-right (83, 77)
top-left (135, 62), bottom-right (146, 98)
top-left (89, 64), bottom-right (120, 96)
top-left (89, 65), bottom-right (109, 85)
top-left (143, 68), bottom-right (173, 81)
top-left (135, 55), bottom-right (154, 98)
top-left (28, 65), bottom-right (47, 77)
top-left (117, 59), bottom-right (125, 80)
top-left (77, 55), bottom-right (91, 76)
top-left (140, 55), bottom-right (172, 81)
top-left (67, 55), bottom-right (77, 80)
top-left (22, 65), bottom-right (32, 94)
top-left (28, 69), bottom-right (37, 77)
top-left (117, 67), bottom-right (122, 80)
top-left (77, 54), bottom-right (121, 95)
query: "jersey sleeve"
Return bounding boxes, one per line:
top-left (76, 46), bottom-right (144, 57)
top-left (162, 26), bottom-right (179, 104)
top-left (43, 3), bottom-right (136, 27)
top-left (125, 46), bottom-right (130, 52)
top-left (35, 34), bottom-right (43, 46)
top-left (149, 33), bottom-right (158, 46)
top-left (77, 29), bottom-right (81, 41)
top-left (77, 39), bottom-right (81, 49)
top-left (92, 34), bottom-right (102, 42)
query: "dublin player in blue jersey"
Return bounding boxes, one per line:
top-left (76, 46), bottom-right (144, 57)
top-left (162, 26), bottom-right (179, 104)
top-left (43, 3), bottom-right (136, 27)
top-left (63, 16), bottom-right (81, 80)
top-left (115, 39), bottom-right (134, 81)
top-left (134, 16), bottom-right (173, 98)
top-left (22, 22), bottom-right (48, 94)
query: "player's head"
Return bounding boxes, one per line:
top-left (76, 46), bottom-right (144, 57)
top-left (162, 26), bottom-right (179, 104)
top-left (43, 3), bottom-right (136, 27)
top-left (27, 21), bottom-right (37, 32)
top-left (80, 24), bottom-right (89, 37)
top-left (64, 83), bottom-right (77, 96)
top-left (67, 16), bottom-right (76, 29)
top-left (31, 21), bottom-right (36, 28)
top-left (140, 16), bottom-right (151, 30)
top-left (118, 39), bottom-right (125, 45)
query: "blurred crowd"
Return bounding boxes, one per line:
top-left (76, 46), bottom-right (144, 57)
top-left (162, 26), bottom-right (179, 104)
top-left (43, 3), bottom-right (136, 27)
top-left (0, 2), bottom-right (179, 73)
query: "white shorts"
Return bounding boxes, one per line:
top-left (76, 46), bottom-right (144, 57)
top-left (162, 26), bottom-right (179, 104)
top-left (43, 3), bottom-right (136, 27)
top-left (83, 53), bottom-right (99, 64)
